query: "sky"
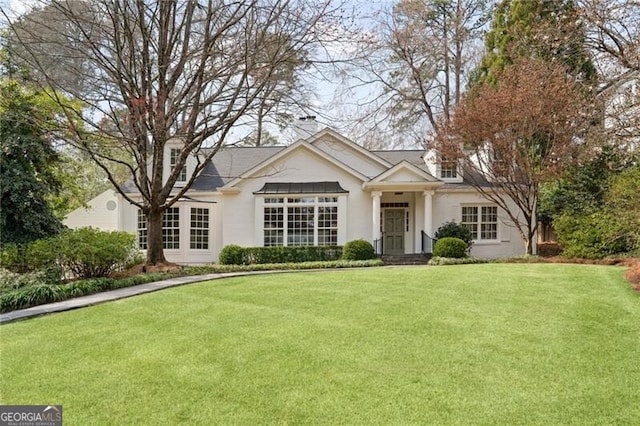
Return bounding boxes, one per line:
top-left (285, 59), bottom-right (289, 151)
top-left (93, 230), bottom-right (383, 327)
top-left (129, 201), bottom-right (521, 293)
top-left (0, 0), bottom-right (410, 146)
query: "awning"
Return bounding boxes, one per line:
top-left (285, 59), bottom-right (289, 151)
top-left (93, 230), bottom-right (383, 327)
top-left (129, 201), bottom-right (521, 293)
top-left (253, 181), bottom-right (348, 194)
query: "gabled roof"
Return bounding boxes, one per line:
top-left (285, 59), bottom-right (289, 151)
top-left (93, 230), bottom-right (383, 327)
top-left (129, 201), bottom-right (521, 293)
top-left (222, 139), bottom-right (370, 189)
top-left (363, 160), bottom-right (443, 191)
top-left (373, 150), bottom-right (428, 171)
top-left (308, 128), bottom-right (393, 169)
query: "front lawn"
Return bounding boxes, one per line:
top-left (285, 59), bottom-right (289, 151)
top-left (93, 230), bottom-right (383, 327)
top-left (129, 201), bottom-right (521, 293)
top-left (1, 264), bottom-right (639, 424)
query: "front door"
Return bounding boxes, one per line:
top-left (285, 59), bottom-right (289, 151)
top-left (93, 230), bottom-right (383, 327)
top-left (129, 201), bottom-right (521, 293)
top-left (384, 209), bottom-right (405, 255)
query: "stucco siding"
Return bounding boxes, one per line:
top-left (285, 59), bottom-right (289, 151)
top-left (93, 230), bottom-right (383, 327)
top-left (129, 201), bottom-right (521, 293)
top-left (64, 190), bottom-right (120, 231)
top-left (432, 191), bottom-right (528, 257)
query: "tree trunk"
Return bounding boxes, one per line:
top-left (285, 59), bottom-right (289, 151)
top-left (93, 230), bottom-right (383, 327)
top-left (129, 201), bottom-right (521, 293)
top-left (146, 207), bottom-right (168, 265)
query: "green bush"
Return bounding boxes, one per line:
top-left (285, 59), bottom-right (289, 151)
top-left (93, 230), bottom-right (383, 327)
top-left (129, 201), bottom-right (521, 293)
top-left (433, 237), bottom-right (468, 258)
top-left (434, 221), bottom-right (473, 248)
top-left (0, 244), bottom-right (22, 271)
top-left (342, 239), bottom-right (376, 261)
top-left (219, 245), bottom-right (343, 265)
top-left (554, 212), bottom-right (631, 259)
top-left (219, 244), bottom-right (246, 265)
top-left (53, 228), bottom-right (139, 278)
top-left (428, 256), bottom-right (489, 266)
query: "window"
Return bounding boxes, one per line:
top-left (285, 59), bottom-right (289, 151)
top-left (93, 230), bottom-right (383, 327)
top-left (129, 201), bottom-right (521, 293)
top-left (263, 197), bottom-right (339, 246)
top-left (317, 206), bottom-right (338, 246)
top-left (170, 148), bottom-right (187, 183)
top-left (137, 210), bottom-right (148, 249)
top-left (190, 208), bottom-right (209, 250)
top-left (288, 206), bottom-right (314, 246)
top-left (137, 208), bottom-right (181, 249)
top-left (264, 207), bottom-right (284, 247)
top-left (440, 158), bottom-right (457, 179)
top-left (163, 207), bottom-right (180, 249)
top-left (461, 205), bottom-right (498, 241)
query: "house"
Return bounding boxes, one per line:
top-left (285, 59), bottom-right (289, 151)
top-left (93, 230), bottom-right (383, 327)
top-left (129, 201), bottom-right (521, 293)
top-left (64, 125), bottom-right (530, 264)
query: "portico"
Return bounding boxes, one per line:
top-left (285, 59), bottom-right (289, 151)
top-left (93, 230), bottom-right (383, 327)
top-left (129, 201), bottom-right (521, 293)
top-left (363, 161), bottom-right (443, 255)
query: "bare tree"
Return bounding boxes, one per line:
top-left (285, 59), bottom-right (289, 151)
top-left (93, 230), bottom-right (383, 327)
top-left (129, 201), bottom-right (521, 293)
top-left (580, 0), bottom-right (640, 148)
top-left (581, 0), bottom-right (640, 75)
top-left (435, 58), bottom-right (593, 254)
top-left (3, 0), bottom-right (340, 265)
top-left (339, 0), bottom-right (491, 145)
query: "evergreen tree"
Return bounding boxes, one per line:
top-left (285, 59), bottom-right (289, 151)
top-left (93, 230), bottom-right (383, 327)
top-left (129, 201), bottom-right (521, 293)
top-left (473, 0), bottom-right (597, 85)
top-left (0, 80), bottom-right (63, 245)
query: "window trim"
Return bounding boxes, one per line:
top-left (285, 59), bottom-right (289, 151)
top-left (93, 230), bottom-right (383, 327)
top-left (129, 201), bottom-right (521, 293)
top-left (170, 147), bottom-right (187, 184)
top-left (461, 204), bottom-right (499, 243)
top-left (189, 207), bottom-right (209, 250)
top-left (262, 195), bottom-right (339, 247)
top-left (137, 207), bottom-right (181, 250)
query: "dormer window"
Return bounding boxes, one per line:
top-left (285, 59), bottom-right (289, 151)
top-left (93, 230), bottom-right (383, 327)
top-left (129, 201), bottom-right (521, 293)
top-left (440, 158), bottom-right (458, 179)
top-left (170, 148), bottom-right (187, 183)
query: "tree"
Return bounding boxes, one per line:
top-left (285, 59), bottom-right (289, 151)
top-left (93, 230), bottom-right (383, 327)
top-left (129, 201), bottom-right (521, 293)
top-left (342, 0), bottom-right (491, 144)
top-left (538, 144), bottom-right (636, 224)
top-left (580, 0), bottom-right (640, 75)
top-left (435, 58), bottom-right (592, 254)
top-left (0, 79), bottom-right (64, 245)
top-left (3, 0), bottom-right (339, 265)
top-left (474, 0), bottom-right (597, 85)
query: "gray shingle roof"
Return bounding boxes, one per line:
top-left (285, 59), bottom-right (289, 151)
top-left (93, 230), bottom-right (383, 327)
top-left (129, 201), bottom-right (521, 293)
top-left (193, 146), bottom-right (285, 190)
top-left (122, 144), bottom-right (494, 193)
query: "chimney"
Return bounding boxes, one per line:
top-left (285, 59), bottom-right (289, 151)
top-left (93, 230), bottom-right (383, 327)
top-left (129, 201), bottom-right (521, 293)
top-left (292, 115), bottom-right (318, 140)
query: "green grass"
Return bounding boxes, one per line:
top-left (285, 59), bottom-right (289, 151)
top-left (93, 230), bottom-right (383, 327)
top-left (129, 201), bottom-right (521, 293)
top-left (1, 264), bottom-right (639, 424)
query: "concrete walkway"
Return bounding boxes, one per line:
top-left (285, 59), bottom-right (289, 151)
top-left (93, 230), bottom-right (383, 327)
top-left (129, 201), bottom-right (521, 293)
top-left (0, 270), bottom-right (291, 324)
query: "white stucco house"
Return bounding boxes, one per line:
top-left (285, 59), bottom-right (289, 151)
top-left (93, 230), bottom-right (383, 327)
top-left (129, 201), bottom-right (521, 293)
top-left (64, 125), bottom-right (531, 264)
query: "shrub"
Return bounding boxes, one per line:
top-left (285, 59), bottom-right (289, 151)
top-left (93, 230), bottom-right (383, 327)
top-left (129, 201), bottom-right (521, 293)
top-left (554, 212), bottom-right (631, 259)
top-left (428, 256), bottom-right (489, 266)
top-left (219, 245), bottom-right (343, 265)
top-left (433, 237), bottom-right (468, 258)
top-left (434, 221), bottom-right (473, 248)
top-left (219, 244), bottom-right (248, 265)
top-left (54, 228), bottom-right (139, 278)
top-left (0, 244), bottom-right (22, 271)
top-left (342, 239), bottom-right (376, 261)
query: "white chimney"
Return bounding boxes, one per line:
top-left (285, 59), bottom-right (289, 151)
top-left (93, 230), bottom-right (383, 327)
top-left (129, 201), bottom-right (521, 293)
top-left (292, 115), bottom-right (318, 140)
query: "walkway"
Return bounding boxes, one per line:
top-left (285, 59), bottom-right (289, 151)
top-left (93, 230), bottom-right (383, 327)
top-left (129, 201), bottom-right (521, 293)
top-left (0, 270), bottom-right (291, 324)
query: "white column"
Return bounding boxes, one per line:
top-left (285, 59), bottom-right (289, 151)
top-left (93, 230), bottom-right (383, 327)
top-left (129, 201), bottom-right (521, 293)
top-left (371, 191), bottom-right (382, 242)
top-left (423, 190), bottom-right (434, 236)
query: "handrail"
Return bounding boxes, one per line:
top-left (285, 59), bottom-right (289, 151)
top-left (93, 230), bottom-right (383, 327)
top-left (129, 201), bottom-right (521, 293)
top-left (421, 230), bottom-right (435, 254)
top-left (373, 236), bottom-right (384, 256)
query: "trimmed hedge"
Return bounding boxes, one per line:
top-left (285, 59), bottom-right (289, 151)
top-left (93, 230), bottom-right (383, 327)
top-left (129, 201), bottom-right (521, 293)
top-left (218, 245), bottom-right (343, 265)
top-left (433, 237), bottom-right (468, 258)
top-left (342, 240), bottom-right (376, 261)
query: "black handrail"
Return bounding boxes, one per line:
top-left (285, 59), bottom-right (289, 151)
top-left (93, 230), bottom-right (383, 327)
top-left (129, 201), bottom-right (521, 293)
top-left (421, 230), bottom-right (435, 254)
top-left (373, 236), bottom-right (384, 256)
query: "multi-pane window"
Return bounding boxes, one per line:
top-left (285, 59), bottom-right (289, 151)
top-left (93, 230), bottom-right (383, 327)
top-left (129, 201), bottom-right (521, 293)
top-left (263, 196), bottom-right (339, 246)
top-left (163, 207), bottom-right (180, 249)
top-left (137, 207), bottom-right (181, 249)
top-left (190, 208), bottom-right (209, 249)
top-left (288, 206), bottom-right (314, 246)
top-left (170, 148), bottom-right (187, 182)
top-left (137, 210), bottom-right (148, 249)
top-left (264, 207), bottom-right (284, 247)
top-left (440, 158), bottom-right (457, 179)
top-left (317, 206), bottom-right (338, 246)
top-left (461, 205), bottom-right (498, 241)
